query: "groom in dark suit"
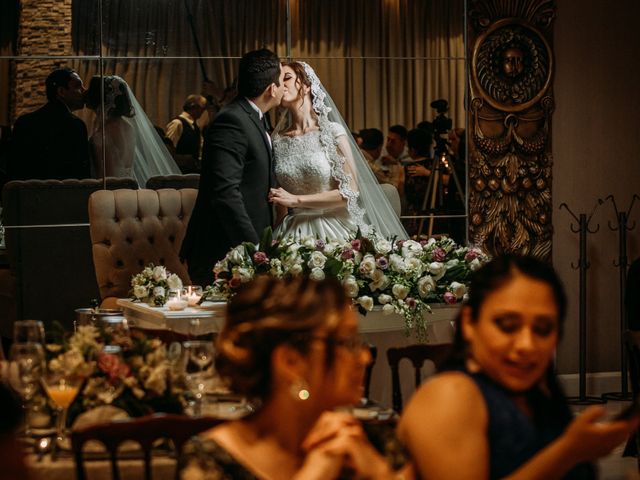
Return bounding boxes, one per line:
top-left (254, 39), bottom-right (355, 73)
top-left (181, 49), bottom-right (285, 286)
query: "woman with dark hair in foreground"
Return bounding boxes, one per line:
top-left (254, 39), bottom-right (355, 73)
top-left (398, 255), bottom-right (638, 479)
top-left (180, 275), bottom-right (407, 479)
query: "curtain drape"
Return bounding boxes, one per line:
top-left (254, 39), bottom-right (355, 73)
top-left (69, 0), bottom-right (464, 134)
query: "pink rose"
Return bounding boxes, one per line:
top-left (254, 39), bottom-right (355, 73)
top-left (465, 250), bottom-right (478, 262)
top-left (406, 297), bottom-right (417, 309)
top-left (98, 353), bottom-right (131, 383)
top-left (341, 248), bottom-right (354, 260)
top-left (253, 251), bottom-right (268, 265)
top-left (432, 247), bottom-right (446, 262)
top-left (351, 239), bottom-right (362, 251)
top-left (443, 291), bottom-right (457, 304)
top-left (229, 277), bottom-right (241, 289)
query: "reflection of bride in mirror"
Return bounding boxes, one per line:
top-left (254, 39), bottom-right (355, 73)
top-left (86, 75), bottom-right (180, 186)
top-left (269, 62), bottom-right (408, 241)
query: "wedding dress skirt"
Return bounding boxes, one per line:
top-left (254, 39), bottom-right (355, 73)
top-left (273, 125), bottom-right (358, 242)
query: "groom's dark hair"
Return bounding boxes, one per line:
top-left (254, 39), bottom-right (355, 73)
top-left (237, 49), bottom-right (281, 99)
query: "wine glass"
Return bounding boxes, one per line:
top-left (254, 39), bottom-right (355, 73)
top-left (8, 342), bottom-right (45, 435)
top-left (13, 320), bottom-right (46, 345)
top-left (41, 370), bottom-right (83, 451)
top-left (182, 340), bottom-right (215, 415)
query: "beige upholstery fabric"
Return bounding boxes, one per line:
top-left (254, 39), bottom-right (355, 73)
top-left (88, 188), bottom-right (196, 307)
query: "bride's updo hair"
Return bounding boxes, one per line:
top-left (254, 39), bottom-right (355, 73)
top-left (86, 75), bottom-right (135, 118)
top-left (215, 275), bottom-right (349, 400)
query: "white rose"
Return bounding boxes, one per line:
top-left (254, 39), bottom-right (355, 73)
top-left (343, 275), bottom-right (359, 298)
top-left (308, 251), bottom-right (327, 269)
top-left (289, 264), bottom-right (303, 275)
top-left (369, 270), bottom-right (390, 291)
top-left (470, 258), bottom-right (482, 271)
top-left (324, 242), bottom-right (340, 255)
top-left (426, 237), bottom-right (437, 247)
top-left (401, 240), bottom-right (423, 257)
top-left (358, 255), bottom-right (377, 277)
top-left (450, 281), bottom-right (467, 299)
top-left (392, 283), bottom-right (409, 300)
top-left (235, 267), bottom-right (253, 283)
top-left (357, 296), bottom-right (374, 311)
top-left (152, 266), bottom-right (167, 282)
top-left (133, 285), bottom-right (148, 299)
top-left (153, 286), bottom-right (165, 298)
top-left (229, 245), bottom-right (245, 264)
top-left (429, 262), bottom-right (445, 281)
top-left (167, 273), bottom-right (183, 290)
top-left (389, 254), bottom-right (406, 273)
top-left (287, 243), bottom-right (301, 255)
top-left (374, 238), bottom-right (392, 255)
top-left (302, 237), bottom-right (316, 249)
top-left (445, 259), bottom-right (460, 268)
top-left (143, 266), bottom-right (154, 277)
top-left (382, 303), bottom-right (395, 315)
top-left (417, 275), bottom-right (436, 298)
top-left (378, 294), bottom-right (393, 305)
top-left (405, 257), bottom-right (424, 275)
top-left (310, 267), bottom-right (325, 281)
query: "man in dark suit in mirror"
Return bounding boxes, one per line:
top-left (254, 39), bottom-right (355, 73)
top-left (8, 68), bottom-right (90, 181)
top-left (181, 49), bottom-right (285, 286)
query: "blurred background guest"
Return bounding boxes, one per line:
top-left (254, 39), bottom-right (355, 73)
top-left (403, 128), bottom-right (433, 236)
top-left (359, 128), bottom-right (384, 168)
top-left (398, 255), bottom-right (637, 479)
top-left (0, 383), bottom-right (30, 479)
top-left (8, 68), bottom-right (90, 181)
top-left (180, 276), bottom-right (405, 479)
top-left (166, 94), bottom-right (208, 174)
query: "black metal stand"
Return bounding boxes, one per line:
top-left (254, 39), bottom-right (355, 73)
top-left (560, 202), bottom-right (607, 405)
top-left (601, 195), bottom-right (639, 401)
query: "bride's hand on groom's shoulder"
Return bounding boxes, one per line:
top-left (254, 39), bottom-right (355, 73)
top-left (269, 187), bottom-right (300, 208)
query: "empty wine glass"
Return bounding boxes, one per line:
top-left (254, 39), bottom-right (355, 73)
top-left (8, 342), bottom-right (45, 435)
top-left (42, 369), bottom-right (83, 451)
top-left (182, 340), bottom-right (215, 415)
top-left (13, 320), bottom-right (46, 345)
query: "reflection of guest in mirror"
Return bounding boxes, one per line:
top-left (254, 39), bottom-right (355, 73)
top-left (86, 75), bottom-right (135, 179)
top-left (165, 94), bottom-right (207, 174)
top-left (8, 68), bottom-right (90, 181)
top-left (404, 128), bottom-right (433, 215)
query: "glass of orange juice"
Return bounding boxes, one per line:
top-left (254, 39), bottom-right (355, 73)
top-left (42, 372), bottom-right (83, 448)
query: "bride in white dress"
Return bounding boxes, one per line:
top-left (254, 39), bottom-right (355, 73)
top-left (86, 75), bottom-right (180, 187)
top-left (269, 62), bottom-right (408, 241)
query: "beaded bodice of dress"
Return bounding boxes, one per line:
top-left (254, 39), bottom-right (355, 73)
top-left (273, 130), bottom-right (337, 196)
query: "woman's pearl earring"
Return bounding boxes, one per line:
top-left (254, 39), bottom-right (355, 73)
top-left (290, 378), bottom-right (310, 401)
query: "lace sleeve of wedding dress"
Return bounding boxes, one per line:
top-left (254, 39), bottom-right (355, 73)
top-left (108, 77), bottom-right (181, 187)
top-left (274, 63), bottom-right (408, 240)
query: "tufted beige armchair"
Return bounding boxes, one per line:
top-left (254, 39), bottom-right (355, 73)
top-left (88, 188), bottom-right (197, 308)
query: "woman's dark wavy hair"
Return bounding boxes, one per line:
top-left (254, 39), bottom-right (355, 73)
top-left (215, 275), bottom-right (350, 401)
top-left (86, 76), bottom-right (134, 118)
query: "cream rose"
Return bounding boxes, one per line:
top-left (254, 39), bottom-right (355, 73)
top-left (428, 261), bottom-right (445, 281)
top-left (417, 275), bottom-right (436, 298)
top-left (358, 255), bottom-right (377, 277)
top-left (133, 285), bottom-right (148, 299)
top-left (343, 275), bottom-right (359, 298)
top-left (152, 266), bottom-right (167, 282)
top-left (167, 273), bottom-right (183, 290)
top-left (378, 293), bottom-right (393, 304)
top-left (392, 283), bottom-right (409, 300)
top-left (382, 303), bottom-right (395, 315)
top-left (374, 238), bottom-right (392, 255)
top-left (357, 296), bottom-right (374, 311)
top-left (229, 245), bottom-right (245, 264)
top-left (450, 281), bottom-right (467, 299)
top-left (310, 267), bottom-right (325, 281)
top-left (401, 240), bottom-right (423, 257)
top-left (308, 251), bottom-right (327, 269)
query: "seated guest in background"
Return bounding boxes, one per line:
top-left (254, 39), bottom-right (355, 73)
top-left (398, 255), bottom-right (637, 480)
top-left (8, 68), bottom-right (90, 181)
top-left (0, 383), bottom-right (29, 479)
top-left (180, 276), bottom-right (407, 479)
top-left (165, 94), bottom-right (208, 173)
top-left (403, 128), bottom-right (432, 234)
top-left (359, 128), bottom-right (384, 167)
top-left (383, 124), bottom-right (410, 165)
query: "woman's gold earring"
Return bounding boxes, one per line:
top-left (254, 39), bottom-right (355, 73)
top-left (290, 378), bottom-right (310, 401)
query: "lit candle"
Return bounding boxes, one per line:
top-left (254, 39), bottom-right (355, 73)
top-left (184, 286), bottom-right (202, 307)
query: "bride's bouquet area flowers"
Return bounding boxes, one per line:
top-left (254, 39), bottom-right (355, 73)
top-left (203, 229), bottom-right (489, 339)
top-left (46, 324), bottom-right (184, 419)
top-left (130, 264), bottom-right (183, 306)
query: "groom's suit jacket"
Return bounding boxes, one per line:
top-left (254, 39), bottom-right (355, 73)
top-left (180, 97), bottom-right (274, 285)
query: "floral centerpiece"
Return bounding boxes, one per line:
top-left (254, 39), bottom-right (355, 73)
top-left (203, 228), bottom-right (489, 339)
top-left (46, 324), bottom-right (184, 420)
top-left (130, 264), bottom-right (183, 306)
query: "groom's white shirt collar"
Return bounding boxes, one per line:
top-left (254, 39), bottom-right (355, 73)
top-left (246, 98), bottom-right (263, 119)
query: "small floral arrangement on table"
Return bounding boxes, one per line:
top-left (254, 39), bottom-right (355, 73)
top-left (203, 228), bottom-right (489, 339)
top-left (46, 324), bottom-right (184, 419)
top-left (130, 264), bottom-right (183, 306)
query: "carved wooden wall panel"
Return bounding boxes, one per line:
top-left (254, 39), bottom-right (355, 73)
top-left (468, 0), bottom-right (555, 260)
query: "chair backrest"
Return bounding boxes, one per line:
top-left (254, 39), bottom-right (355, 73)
top-left (379, 183), bottom-right (401, 217)
top-left (71, 413), bottom-right (222, 480)
top-left (363, 343), bottom-right (378, 402)
top-left (626, 330), bottom-right (640, 395)
top-left (88, 188), bottom-right (196, 306)
top-left (386, 343), bottom-right (453, 413)
top-left (1, 178), bottom-right (138, 334)
top-left (145, 174), bottom-right (200, 190)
